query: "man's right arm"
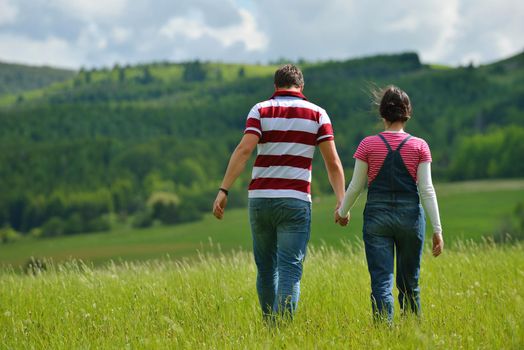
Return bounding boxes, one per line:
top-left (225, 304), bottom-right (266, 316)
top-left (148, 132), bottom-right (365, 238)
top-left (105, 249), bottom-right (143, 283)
top-left (213, 133), bottom-right (259, 219)
top-left (318, 140), bottom-right (346, 222)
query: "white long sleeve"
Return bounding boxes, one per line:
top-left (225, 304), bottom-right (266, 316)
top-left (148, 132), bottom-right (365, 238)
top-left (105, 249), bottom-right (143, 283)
top-left (338, 159), bottom-right (368, 217)
top-left (417, 162), bottom-right (442, 235)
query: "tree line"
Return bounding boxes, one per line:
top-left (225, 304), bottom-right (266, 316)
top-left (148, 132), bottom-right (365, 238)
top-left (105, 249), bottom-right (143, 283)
top-left (0, 52), bottom-right (522, 241)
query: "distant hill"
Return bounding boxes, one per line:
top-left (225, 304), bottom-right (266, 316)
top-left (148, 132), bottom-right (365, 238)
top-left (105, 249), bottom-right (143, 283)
top-left (484, 50), bottom-right (524, 72)
top-left (0, 62), bottom-right (75, 96)
top-left (0, 52), bottom-right (522, 238)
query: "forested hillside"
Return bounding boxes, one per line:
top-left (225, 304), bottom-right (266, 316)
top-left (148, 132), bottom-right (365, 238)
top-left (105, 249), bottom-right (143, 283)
top-left (0, 62), bottom-right (74, 96)
top-left (0, 52), bottom-right (523, 239)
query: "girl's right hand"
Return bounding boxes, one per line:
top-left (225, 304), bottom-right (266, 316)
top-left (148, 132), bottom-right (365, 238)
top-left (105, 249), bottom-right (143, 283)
top-left (432, 233), bottom-right (444, 257)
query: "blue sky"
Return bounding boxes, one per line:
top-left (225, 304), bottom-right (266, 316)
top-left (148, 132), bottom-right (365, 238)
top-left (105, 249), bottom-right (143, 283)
top-left (0, 0), bottom-right (522, 69)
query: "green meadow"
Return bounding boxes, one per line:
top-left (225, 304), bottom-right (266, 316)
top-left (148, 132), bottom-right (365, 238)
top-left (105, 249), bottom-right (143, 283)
top-left (0, 179), bottom-right (523, 267)
top-left (0, 179), bottom-right (523, 348)
top-left (1, 241), bottom-right (522, 348)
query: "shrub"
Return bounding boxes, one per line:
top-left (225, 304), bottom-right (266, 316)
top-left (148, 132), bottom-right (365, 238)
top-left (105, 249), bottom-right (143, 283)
top-left (132, 210), bottom-right (154, 228)
top-left (85, 216), bottom-right (111, 233)
top-left (64, 213), bottom-right (84, 235)
top-left (0, 227), bottom-right (22, 244)
top-left (492, 202), bottom-right (524, 243)
top-left (147, 192), bottom-right (180, 224)
top-left (41, 217), bottom-right (65, 237)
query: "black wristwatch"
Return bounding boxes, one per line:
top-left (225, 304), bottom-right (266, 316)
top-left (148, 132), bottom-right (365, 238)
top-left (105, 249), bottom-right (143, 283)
top-left (219, 188), bottom-right (229, 196)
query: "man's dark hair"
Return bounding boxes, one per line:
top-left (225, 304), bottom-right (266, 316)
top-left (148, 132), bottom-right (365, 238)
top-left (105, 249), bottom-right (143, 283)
top-left (374, 85), bottom-right (412, 123)
top-left (274, 64), bottom-right (304, 88)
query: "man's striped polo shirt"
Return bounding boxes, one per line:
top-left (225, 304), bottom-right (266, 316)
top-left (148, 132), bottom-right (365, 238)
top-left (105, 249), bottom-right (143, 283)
top-left (244, 90), bottom-right (335, 202)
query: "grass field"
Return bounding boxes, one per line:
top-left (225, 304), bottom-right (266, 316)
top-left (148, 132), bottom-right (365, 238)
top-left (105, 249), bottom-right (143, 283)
top-left (0, 179), bottom-right (523, 268)
top-left (0, 242), bottom-right (522, 348)
top-left (1, 179), bottom-right (523, 348)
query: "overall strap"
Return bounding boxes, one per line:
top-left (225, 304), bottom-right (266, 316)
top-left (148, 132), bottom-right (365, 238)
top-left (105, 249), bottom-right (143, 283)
top-left (377, 133), bottom-right (392, 152)
top-left (396, 135), bottom-right (413, 151)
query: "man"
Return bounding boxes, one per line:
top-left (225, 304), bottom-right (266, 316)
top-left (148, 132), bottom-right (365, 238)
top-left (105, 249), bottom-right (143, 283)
top-left (213, 64), bottom-right (347, 319)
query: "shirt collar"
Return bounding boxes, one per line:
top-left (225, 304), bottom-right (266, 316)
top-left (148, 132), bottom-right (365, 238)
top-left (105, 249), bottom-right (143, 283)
top-left (270, 90), bottom-right (308, 100)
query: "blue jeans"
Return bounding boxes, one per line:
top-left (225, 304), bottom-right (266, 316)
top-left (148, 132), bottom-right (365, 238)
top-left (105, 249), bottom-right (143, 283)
top-left (248, 198), bottom-right (311, 318)
top-left (363, 201), bottom-right (425, 322)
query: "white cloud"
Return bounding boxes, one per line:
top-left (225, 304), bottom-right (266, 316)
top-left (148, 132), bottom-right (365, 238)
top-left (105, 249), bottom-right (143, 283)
top-left (255, 0), bottom-right (523, 65)
top-left (386, 17), bottom-right (419, 32)
top-left (0, 0), bottom-right (18, 25)
top-left (416, 0), bottom-right (461, 63)
top-left (160, 13), bottom-right (206, 41)
top-left (77, 23), bottom-right (108, 50)
top-left (111, 27), bottom-right (132, 44)
top-left (0, 33), bottom-right (81, 68)
top-left (49, 0), bottom-right (128, 21)
top-left (160, 8), bottom-right (268, 51)
top-left (453, 0), bottom-right (524, 64)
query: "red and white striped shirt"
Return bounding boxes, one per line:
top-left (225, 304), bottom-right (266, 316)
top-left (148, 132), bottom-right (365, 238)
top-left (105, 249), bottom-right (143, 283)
top-left (354, 131), bottom-right (432, 185)
top-left (244, 90), bottom-right (334, 202)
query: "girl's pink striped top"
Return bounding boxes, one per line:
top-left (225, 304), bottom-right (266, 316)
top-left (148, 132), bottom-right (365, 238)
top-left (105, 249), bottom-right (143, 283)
top-left (354, 132), bottom-right (432, 184)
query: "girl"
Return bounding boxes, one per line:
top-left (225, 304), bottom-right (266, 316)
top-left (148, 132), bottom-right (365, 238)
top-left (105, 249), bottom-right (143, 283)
top-left (337, 85), bottom-right (444, 322)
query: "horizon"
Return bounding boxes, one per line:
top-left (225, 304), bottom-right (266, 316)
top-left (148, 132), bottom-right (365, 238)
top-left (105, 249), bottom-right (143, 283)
top-left (1, 49), bottom-right (522, 72)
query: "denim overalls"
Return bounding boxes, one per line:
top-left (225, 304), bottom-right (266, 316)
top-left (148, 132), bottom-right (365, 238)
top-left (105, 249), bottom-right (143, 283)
top-left (363, 134), bottom-right (425, 322)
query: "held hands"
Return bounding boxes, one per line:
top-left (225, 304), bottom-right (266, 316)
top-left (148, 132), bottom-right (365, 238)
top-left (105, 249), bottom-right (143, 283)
top-left (212, 190), bottom-right (228, 220)
top-left (432, 233), bottom-right (444, 257)
top-left (334, 203), bottom-right (349, 226)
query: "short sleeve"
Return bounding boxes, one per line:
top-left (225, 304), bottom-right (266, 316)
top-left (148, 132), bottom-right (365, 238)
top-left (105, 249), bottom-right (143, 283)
top-left (419, 139), bottom-right (432, 163)
top-left (353, 137), bottom-right (369, 163)
top-left (316, 110), bottom-right (335, 144)
top-left (244, 104), bottom-right (262, 137)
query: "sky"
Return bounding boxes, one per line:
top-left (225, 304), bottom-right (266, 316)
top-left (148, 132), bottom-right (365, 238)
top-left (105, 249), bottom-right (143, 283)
top-left (0, 0), bottom-right (522, 69)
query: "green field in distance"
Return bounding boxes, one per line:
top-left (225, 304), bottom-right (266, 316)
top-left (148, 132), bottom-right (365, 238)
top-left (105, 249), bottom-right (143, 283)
top-left (0, 179), bottom-right (522, 268)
